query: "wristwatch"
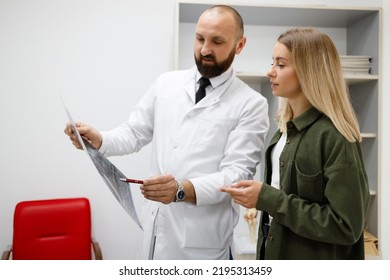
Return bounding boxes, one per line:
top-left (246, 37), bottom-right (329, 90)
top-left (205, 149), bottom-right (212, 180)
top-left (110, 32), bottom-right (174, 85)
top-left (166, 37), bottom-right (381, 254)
top-left (175, 180), bottom-right (185, 202)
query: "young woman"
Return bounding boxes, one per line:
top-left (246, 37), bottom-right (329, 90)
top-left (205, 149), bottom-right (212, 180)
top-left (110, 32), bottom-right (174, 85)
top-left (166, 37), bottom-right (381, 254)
top-left (221, 27), bottom-right (370, 259)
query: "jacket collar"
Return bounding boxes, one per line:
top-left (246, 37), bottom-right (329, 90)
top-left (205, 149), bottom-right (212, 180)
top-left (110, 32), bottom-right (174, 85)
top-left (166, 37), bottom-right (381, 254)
top-left (268, 107), bottom-right (322, 147)
top-left (288, 106), bottom-right (322, 132)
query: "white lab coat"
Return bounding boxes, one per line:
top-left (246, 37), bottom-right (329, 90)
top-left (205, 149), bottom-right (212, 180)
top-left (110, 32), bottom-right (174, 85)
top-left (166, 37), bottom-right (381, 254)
top-left (100, 66), bottom-right (269, 259)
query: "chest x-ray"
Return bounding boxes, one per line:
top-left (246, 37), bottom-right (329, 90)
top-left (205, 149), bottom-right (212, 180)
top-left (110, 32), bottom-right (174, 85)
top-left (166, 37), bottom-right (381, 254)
top-left (62, 98), bottom-right (142, 230)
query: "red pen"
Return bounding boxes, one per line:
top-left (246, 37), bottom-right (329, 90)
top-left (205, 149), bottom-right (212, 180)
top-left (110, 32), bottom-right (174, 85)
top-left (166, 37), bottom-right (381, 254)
top-left (120, 178), bottom-right (144, 184)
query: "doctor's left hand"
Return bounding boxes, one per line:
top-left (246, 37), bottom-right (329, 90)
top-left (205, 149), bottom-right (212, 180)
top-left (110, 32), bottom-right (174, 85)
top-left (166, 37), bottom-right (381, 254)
top-left (141, 174), bottom-right (177, 204)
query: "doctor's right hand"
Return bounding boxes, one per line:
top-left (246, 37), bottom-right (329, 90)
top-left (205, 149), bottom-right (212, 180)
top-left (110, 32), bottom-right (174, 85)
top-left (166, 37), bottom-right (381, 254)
top-left (64, 122), bottom-right (103, 150)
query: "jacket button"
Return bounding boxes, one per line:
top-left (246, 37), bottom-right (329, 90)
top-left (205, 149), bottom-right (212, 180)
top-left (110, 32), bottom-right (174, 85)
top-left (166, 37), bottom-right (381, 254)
top-left (286, 138), bottom-right (291, 144)
top-left (280, 161), bottom-right (285, 167)
top-left (268, 236), bottom-right (274, 241)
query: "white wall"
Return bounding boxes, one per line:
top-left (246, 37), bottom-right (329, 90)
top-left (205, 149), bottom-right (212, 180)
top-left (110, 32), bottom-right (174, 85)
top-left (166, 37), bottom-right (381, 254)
top-left (0, 0), bottom-right (176, 260)
top-left (0, 0), bottom-right (387, 260)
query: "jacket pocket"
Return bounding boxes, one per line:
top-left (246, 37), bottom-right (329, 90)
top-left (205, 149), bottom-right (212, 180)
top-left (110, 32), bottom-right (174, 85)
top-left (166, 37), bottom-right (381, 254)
top-left (293, 161), bottom-right (325, 204)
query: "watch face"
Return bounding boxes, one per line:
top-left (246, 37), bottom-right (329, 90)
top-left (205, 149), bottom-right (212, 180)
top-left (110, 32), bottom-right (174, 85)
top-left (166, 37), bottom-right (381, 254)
top-left (177, 190), bottom-right (185, 200)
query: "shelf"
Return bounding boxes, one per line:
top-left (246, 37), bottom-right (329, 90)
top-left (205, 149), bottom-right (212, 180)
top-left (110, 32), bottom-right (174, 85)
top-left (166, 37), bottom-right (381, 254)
top-left (236, 72), bottom-right (268, 84)
top-left (179, 2), bottom-right (378, 27)
top-left (361, 133), bottom-right (377, 139)
top-left (237, 72), bottom-right (379, 86)
top-left (345, 74), bottom-right (379, 85)
top-left (232, 234), bottom-right (256, 260)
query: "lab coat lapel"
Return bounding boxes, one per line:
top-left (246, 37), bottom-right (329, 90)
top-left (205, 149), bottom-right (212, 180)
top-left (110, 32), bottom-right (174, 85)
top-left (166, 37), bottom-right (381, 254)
top-left (184, 77), bottom-right (196, 102)
top-left (183, 67), bottom-right (234, 108)
top-left (196, 74), bottom-right (234, 108)
top-left (183, 74), bottom-right (219, 108)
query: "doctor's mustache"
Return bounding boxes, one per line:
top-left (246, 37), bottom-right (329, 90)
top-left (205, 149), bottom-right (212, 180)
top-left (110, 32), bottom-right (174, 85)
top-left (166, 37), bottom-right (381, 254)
top-left (200, 54), bottom-right (216, 62)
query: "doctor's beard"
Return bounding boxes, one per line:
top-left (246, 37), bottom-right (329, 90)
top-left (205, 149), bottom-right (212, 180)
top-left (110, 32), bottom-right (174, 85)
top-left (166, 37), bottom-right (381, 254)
top-left (195, 47), bottom-right (236, 78)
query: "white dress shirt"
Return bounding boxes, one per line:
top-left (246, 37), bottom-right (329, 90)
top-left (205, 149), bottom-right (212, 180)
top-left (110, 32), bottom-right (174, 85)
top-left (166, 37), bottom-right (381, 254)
top-left (99, 65), bottom-right (269, 259)
top-left (270, 132), bottom-right (287, 190)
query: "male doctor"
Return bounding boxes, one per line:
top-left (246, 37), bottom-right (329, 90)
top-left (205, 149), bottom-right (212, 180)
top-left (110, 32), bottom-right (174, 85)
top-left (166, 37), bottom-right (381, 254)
top-left (65, 5), bottom-right (269, 259)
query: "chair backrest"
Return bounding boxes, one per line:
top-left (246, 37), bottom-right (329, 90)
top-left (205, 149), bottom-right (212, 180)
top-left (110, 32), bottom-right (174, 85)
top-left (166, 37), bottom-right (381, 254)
top-left (12, 197), bottom-right (93, 260)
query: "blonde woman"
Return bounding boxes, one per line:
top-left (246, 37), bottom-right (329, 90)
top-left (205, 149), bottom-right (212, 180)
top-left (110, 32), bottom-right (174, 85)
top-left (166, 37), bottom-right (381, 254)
top-left (221, 27), bottom-right (370, 259)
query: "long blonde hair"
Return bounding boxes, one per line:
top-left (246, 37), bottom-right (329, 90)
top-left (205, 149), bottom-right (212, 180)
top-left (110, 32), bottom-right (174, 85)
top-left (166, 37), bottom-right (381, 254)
top-left (276, 27), bottom-right (361, 142)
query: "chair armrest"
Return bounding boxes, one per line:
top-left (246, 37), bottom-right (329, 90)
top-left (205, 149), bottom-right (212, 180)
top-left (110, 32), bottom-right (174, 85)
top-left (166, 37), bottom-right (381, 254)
top-left (92, 239), bottom-right (103, 260)
top-left (1, 246), bottom-right (12, 260)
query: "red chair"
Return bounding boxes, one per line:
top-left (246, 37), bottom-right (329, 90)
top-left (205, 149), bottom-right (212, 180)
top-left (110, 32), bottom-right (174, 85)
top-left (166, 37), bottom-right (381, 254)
top-left (1, 197), bottom-right (102, 260)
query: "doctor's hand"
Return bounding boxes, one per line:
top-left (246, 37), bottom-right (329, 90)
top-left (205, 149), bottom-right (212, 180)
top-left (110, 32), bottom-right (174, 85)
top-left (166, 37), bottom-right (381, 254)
top-left (64, 122), bottom-right (103, 150)
top-left (141, 175), bottom-right (178, 204)
top-left (220, 180), bottom-right (262, 209)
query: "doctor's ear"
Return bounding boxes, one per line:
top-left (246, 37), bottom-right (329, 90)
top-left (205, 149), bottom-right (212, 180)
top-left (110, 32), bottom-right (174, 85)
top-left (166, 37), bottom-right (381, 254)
top-left (235, 36), bottom-right (246, 55)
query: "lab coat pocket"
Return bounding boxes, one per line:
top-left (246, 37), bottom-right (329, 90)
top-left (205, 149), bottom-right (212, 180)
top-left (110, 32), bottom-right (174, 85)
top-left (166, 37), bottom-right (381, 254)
top-left (184, 224), bottom-right (226, 250)
top-left (294, 161), bottom-right (325, 204)
top-left (183, 207), bottom-right (231, 250)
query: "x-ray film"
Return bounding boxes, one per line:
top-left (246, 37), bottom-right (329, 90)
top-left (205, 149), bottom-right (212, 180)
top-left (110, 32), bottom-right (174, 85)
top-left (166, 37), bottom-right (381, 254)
top-left (62, 98), bottom-right (142, 230)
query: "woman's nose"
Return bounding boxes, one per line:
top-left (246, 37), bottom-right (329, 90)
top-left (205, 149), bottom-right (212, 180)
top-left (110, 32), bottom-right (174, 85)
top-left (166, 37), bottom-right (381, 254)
top-left (267, 67), bottom-right (275, 77)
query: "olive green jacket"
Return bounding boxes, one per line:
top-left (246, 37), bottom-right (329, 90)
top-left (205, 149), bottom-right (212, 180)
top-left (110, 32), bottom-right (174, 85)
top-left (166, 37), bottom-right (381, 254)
top-left (256, 107), bottom-right (370, 259)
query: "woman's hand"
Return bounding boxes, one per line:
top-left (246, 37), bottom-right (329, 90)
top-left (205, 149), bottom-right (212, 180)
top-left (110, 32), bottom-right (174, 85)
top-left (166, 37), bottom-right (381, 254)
top-left (220, 180), bottom-right (262, 208)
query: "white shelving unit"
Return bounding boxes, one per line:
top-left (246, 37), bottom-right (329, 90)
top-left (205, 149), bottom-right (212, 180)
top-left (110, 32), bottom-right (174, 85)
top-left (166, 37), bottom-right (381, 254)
top-left (175, 1), bottom-right (381, 258)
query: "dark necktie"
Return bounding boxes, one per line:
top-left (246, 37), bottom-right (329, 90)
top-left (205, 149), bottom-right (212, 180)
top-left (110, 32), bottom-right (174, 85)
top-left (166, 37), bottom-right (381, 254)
top-left (195, 77), bottom-right (210, 104)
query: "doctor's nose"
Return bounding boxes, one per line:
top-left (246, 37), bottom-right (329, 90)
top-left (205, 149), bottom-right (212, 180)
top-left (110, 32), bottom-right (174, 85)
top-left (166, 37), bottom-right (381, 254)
top-left (200, 42), bottom-right (212, 56)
